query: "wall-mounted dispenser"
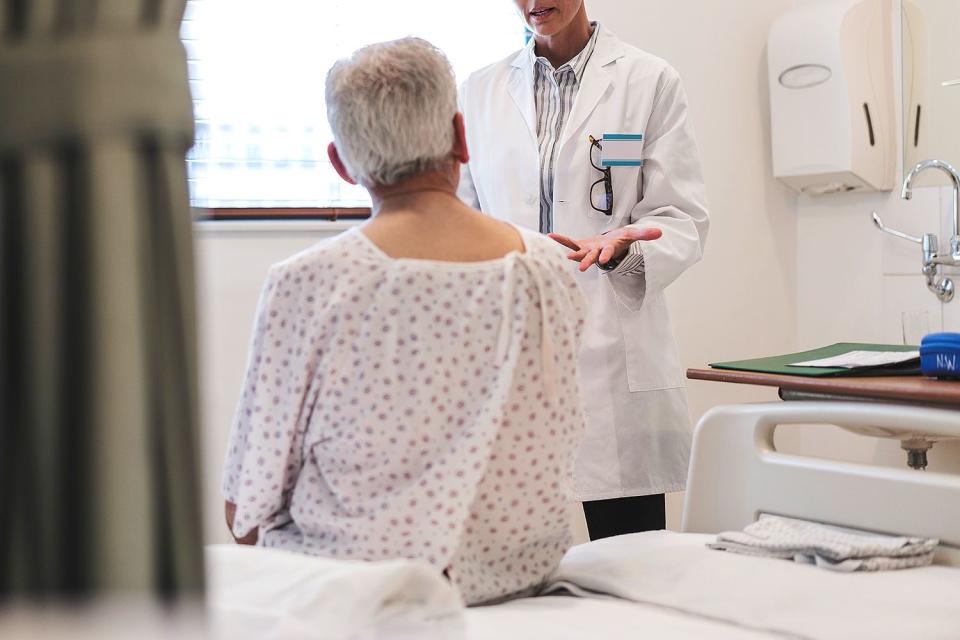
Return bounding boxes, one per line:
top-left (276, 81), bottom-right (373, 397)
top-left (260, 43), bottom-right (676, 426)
top-left (768, 0), bottom-right (895, 195)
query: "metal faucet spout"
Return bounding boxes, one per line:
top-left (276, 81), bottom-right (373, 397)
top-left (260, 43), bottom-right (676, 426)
top-left (902, 160), bottom-right (960, 253)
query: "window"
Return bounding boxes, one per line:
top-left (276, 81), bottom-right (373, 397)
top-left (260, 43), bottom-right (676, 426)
top-left (181, 0), bottom-right (526, 216)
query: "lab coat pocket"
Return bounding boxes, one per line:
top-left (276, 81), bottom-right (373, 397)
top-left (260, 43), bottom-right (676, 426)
top-left (605, 163), bottom-right (644, 227)
top-left (616, 292), bottom-right (685, 392)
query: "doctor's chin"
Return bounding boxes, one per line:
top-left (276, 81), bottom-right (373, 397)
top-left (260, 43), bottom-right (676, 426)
top-left (2, 0), bottom-right (960, 638)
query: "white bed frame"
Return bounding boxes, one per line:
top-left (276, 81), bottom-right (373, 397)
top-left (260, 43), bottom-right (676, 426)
top-left (681, 402), bottom-right (960, 553)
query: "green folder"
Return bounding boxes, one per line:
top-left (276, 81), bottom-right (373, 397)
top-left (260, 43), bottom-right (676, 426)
top-left (709, 343), bottom-right (921, 378)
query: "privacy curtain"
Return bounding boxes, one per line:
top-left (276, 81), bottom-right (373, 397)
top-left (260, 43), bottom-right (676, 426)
top-left (0, 0), bottom-right (203, 600)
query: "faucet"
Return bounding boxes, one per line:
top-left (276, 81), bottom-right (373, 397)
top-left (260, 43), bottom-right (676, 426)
top-left (901, 159), bottom-right (960, 264)
top-left (872, 159), bottom-right (960, 303)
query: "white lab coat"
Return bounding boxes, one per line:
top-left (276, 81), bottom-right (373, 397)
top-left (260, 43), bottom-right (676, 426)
top-left (458, 25), bottom-right (709, 499)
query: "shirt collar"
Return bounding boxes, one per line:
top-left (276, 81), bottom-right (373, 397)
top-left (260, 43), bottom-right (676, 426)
top-left (530, 21), bottom-right (600, 82)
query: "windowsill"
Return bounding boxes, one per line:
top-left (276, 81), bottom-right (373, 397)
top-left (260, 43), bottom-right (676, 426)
top-left (194, 218), bottom-right (363, 235)
top-left (192, 207), bottom-right (369, 235)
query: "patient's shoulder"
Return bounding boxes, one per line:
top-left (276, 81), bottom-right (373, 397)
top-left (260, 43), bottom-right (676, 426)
top-left (515, 227), bottom-right (586, 313)
top-left (261, 230), bottom-right (368, 297)
top-left (270, 229), bottom-right (362, 273)
top-left (516, 227), bottom-right (566, 263)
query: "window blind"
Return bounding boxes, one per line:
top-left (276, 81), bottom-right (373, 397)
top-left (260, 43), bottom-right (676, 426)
top-left (181, 0), bottom-right (525, 208)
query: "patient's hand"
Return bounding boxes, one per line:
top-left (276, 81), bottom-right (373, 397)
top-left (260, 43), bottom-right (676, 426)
top-left (549, 227), bottom-right (662, 272)
top-left (225, 500), bottom-right (259, 546)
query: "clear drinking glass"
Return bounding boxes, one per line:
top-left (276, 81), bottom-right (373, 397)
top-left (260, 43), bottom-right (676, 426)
top-left (901, 310), bottom-right (931, 346)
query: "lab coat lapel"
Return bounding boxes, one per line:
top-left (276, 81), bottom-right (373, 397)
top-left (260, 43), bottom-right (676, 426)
top-left (560, 27), bottom-right (625, 153)
top-left (507, 48), bottom-right (537, 144)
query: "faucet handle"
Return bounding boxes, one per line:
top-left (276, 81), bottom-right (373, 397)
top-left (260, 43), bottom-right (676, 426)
top-left (872, 212), bottom-right (922, 244)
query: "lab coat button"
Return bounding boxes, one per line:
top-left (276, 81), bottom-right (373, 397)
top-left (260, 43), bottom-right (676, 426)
top-left (525, 194), bottom-right (536, 206)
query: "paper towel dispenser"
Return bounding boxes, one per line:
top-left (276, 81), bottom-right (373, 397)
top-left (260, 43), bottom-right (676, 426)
top-left (768, 0), bottom-right (895, 195)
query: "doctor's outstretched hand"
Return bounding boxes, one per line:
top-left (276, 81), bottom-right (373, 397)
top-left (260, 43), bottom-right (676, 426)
top-left (549, 227), bottom-right (663, 272)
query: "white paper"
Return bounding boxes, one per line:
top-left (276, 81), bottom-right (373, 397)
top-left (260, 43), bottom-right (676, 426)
top-left (789, 350), bottom-right (919, 369)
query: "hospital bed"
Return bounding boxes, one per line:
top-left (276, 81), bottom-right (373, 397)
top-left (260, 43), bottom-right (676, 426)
top-left (207, 401), bottom-right (960, 640)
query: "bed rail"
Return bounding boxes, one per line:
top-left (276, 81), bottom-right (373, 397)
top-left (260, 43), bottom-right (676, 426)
top-left (681, 402), bottom-right (960, 548)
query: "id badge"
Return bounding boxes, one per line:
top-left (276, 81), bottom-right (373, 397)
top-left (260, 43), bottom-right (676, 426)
top-left (600, 133), bottom-right (644, 167)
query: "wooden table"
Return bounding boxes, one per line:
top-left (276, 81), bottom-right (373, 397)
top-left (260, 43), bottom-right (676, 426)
top-left (686, 368), bottom-right (960, 408)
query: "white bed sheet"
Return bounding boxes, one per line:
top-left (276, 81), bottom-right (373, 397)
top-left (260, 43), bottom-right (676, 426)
top-left (461, 530), bottom-right (960, 640)
top-left (205, 532), bottom-right (960, 640)
top-left (461, 595), bottom-right (778, 640)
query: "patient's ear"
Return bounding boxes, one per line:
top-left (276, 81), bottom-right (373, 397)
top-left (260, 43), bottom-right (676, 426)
top-left (452, 113), bottom-right (469, 165)
top-left (327, 142), bottom-right (357, 185)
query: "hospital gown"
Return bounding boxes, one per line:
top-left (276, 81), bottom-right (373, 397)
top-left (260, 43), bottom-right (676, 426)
top-left (222, 226), bottom-right (586, 604)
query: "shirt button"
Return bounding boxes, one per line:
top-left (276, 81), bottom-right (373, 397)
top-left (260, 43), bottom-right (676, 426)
top-left (525, 194), bottom-right (536, 205)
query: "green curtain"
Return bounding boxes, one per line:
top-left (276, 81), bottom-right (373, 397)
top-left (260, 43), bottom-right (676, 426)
top-left (0, 0), bottom-right (204, 600)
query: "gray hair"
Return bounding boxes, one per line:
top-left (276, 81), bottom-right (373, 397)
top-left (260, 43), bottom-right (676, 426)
top-left (325, 37), bottom-right (458, 188)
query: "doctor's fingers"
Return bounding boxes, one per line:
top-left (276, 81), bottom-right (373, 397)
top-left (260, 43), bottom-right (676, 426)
top-left (548, 233), bottom-right (581, 251)
top-left (598, 245), bottom-right (617, 265)
top-left (579, 247), bottom-right (601, 272)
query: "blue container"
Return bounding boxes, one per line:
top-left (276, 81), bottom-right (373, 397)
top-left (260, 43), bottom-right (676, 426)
top-left (920, 333), bottom-right (960, 380)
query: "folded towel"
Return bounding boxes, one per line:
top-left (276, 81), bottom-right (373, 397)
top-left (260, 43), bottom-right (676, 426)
top-left (708, 515), bottom-right (939, 571)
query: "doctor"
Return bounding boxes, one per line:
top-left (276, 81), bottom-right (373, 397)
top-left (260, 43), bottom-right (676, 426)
top-left (458, 0), bottom-right (709, 539)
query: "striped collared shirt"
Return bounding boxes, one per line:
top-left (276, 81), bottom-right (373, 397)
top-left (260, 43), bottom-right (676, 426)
top-left (532, 24), bottom-right (600, 234)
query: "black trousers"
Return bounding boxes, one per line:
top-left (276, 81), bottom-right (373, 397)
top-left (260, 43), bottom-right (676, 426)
top-left (582, 494), bottom-right (666, 541)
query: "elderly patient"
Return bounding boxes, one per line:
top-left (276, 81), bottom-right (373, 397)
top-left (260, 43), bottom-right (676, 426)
top-left (222, 38), bottom-right (586, 604)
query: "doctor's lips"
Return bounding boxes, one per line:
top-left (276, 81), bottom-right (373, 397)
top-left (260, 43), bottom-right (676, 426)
top-left (528, 5), bottom-right (557, 22)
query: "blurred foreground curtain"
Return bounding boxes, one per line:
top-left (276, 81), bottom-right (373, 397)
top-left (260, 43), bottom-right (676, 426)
top-left (0, 0), bottom-right (204, 599)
